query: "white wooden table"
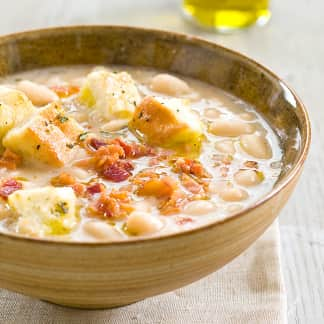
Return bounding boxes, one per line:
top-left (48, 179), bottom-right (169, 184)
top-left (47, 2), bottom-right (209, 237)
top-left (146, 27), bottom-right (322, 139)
top-left (0, 0), bottom-right (322, 323)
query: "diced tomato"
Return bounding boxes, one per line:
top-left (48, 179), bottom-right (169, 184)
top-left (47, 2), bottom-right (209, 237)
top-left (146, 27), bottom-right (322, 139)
top-left (50, 85), bottom-right (80, 98)
top-left (0, 179), bottom-right (22, 199)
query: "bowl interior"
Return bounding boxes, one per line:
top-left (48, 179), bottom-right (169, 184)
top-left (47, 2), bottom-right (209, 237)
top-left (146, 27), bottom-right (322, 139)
top-left (0, 26), bottom-right (310, 207)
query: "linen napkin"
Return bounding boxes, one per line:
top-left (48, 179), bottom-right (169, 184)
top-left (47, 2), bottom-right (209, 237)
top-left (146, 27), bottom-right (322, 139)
top-left (0, 221), bottom-right (286, 324)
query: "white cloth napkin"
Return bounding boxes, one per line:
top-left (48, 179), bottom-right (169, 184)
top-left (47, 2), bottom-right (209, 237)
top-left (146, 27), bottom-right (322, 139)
top-left (0, 221), bottom-right (286, 324)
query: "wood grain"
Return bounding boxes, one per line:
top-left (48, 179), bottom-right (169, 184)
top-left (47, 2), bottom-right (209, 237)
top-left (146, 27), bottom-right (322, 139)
top-left (0, 0), bottom-right (321, 322)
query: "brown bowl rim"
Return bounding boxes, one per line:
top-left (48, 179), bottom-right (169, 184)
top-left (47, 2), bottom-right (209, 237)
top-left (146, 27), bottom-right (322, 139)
top-left (0, 25), bottom-right (311, 246)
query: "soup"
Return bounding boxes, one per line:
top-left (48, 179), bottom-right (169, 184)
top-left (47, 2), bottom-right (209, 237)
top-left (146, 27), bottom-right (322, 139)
top-left (0, 66), bottom-right (282, 241)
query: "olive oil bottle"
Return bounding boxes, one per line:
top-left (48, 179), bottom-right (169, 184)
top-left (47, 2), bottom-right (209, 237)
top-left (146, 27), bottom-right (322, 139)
top-left (183, 0), bottom-right (271, 32)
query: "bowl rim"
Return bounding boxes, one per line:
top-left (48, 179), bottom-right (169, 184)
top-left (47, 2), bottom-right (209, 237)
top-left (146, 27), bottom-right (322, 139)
top-left (0, 25), bottom-right (311, 246)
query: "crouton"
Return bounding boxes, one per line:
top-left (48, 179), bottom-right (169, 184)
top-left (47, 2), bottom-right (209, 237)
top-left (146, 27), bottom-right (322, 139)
top-left (0, 86), bottom-right (35, 140)
top-left (3, 115), bottom-right (76, 167)
top-left (79, 69), bottom-right (140, 121)
top-left (8, 186), bottom-right (77, 236)
top-left (40, 102), bottom-right (84, 141)
top-left (129, 96), bottom-right (203, 156)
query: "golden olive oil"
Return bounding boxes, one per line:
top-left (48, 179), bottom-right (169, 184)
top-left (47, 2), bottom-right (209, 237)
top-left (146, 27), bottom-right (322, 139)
top-left (183, 0), bottom-right (271, 31)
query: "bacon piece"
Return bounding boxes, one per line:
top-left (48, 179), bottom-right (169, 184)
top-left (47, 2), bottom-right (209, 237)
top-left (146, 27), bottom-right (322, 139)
top-left (102, 160), bottom-right (134, 182)
top-left (173, 158), bottom-right (211, 178)
top-left (0, 149), bottom-right (22, 170)
top-left (51, 172), bottom-right (76, 187)
top-left (88, 138), bottom-right (107, 151)
top-left (86, 182), bottom-right (105, 195)
top-left (176, 216), bottom-right (193, 225)
top-left (72, 183), bottom-right (86, 197)
top-left (50, 85), bottom-right (80, 98)
top-left (180, 173), bottom-right (204, 194)
top-left (114, 138), bottom-right (154, 158)
top-left (159, 190), bottom-right (188, 215)
top-left (88, 189), bottom-right (133, 219)
top-left (0, 179), bottom-right (22, 199)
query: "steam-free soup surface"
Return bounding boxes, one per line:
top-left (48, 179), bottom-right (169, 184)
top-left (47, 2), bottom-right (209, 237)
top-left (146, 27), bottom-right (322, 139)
top-left (0, 65), bottom-right (282, 241)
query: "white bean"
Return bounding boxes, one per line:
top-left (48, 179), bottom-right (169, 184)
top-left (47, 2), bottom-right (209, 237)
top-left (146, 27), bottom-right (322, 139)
top-left (184, 200), bottom-right (216, 216)
top-left (218, 183), bottom-right (248, 202)
top-left (240, 134), bottom-right (272, 159)
top-left (16, 80), bottom-right (58, 106)
top-left (239, 112), bottom-right (256, 121)
top-left (83, 221), bottom-right (122, 240)
top-left (234, 169), bottom-right (264, 187)
top-left (215, 140), bottom-right (236, 154)
top-left (100, 119), bottom-right (128, 132)
top-left (150, 73), bottom-right (191, 96)
top-left (69, 167), bottom-right (91, 180)
top-left (204, 108), bottom-right (221, 120)
top-left (208, 119), bottom-right (254, 137)
top-left (126, 212), bottom-right (163, 235)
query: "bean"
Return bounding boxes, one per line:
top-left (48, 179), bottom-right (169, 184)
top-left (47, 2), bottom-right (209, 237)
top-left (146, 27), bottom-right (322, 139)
top-left (218, 183), bottom-right (249, 202)
top-left (240, 134), bottom-right (272, 159)
top-left (150, 73), bottom-right (191, 96)
top-left (100, 119), bottom-right (128, 132)
top-left (204, 108), bottom-right (221, 120)
top-left (17, 80), bottom-right (58, 106)
top-left (234, 169), bottom-right (264, 187)
top-left (83, 221), bottom-right (122, 240)
top-left (69, 167), bottom-right (91, 180)
top-left (208, 119), bottom-right (254, 137)
top-left (215, 140), bottom-right (236, 154)
top-left (126, 212), bottom-right (163, 235)
top-left (239, 112), bottom-right (256, 121)
top-left (184, 200), bottom-right (216, 216)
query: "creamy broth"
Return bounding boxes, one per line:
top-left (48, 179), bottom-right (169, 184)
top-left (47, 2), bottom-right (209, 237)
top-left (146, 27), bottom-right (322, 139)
top-left (0, 65), bottom-right (282, 241)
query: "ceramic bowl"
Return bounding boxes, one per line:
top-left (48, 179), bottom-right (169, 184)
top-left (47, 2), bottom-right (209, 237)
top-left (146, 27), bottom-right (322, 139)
top-left (0, 26), bottom-right (311, 308)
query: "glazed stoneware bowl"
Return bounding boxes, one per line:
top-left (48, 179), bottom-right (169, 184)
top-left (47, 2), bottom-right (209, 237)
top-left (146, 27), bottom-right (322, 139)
top-left (0, 26), bottom-right (310, 309)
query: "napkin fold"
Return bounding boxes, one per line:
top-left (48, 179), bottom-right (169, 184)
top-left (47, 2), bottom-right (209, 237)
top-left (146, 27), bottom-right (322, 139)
top-left (0, 221), bottom-right (286, 324)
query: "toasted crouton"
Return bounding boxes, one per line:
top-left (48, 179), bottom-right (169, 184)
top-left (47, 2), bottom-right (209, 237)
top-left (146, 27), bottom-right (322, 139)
top-left (40, 102), bottom-right (84, 141)
top-left (8, 186), bottom-right (77, 236)
top-left (0, 86), bottom-right (35, 140)
top-left (79, 69), bottom-right (140, 121)
top-left (129, 96), bottom-right (203, 156)
top-left (3, 115), bottom-right (76, 167)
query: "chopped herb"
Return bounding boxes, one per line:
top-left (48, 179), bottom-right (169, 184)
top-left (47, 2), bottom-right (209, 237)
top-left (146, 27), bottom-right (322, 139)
top-left (55, 201), bottom-right (69, 214)
top-left (133, 101), bottom-right (137, 106)
top-left (78, 132), bottom-right (89, 141)
top-left (121, 90), bottom-right (126, 94)
top-left (36, 144), bottom-right (41, 150)
top-left (66, 143), bottom-right (75, 149)
top-left (56, 114), bottom-right (69, 123)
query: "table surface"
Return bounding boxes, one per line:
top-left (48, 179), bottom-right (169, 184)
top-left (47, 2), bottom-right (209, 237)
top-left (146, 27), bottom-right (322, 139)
top-left (0, 0), bottom-right (322, 323)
